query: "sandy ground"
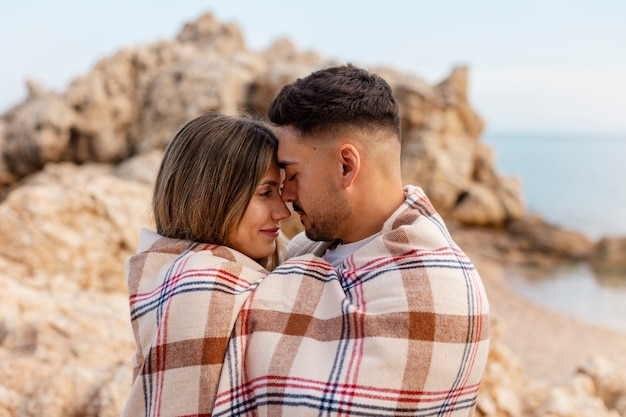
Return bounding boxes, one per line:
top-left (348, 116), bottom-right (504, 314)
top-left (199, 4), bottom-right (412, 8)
top-left (469, 253), bottom-right (626, 384)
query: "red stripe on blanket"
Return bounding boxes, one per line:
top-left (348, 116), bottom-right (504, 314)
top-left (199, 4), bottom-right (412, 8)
top-left (129, 267), bottom-right (255, 305)
top-left (214, 375), bottom-right (482, 406)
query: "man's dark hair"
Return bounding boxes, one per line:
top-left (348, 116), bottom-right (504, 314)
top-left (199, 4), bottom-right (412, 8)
top-left (268, 64), bottom-right (400, 138)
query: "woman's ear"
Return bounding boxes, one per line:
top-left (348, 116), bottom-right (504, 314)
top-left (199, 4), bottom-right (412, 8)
top-left (339, 144), bottom-right (360, 187)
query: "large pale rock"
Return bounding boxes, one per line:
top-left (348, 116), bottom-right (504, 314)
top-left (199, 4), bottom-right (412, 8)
top-left (589, 237), bottom-right (626, 274)
top-left (436, 66), bottom-right (484, 138)
top-left (0, 270), bottom-right (134, 417)
top-left (452, 183), bottom-right (506, 226)
top-left (0, 119), bottom-right (19, 188)
top-left (476, 316), bottom-right (528, 417)
top-left (176, 11), bottom-right (246, 53)
top-left (507, 215), bottom-right (594, 260)
top-left (0, 12), bottom-right (525, 228)
top-left (136, 51), bottom-right (267, 151)
top-left (1, 81), bottom-right (80, 177)
top-left (0, 162), bottom-right (152, 291)
top-left (578, 356), bottom-right (626, 415)
top-left (530, 373), bottom-right (621, 417)
top-left (475, 317), bottom-right (626, 417)
top-left (62, 40), bottom-right (193, 163)
top-left (247, 38), bottom-right (330, 118)
top-left (448, 141), bottom-right (525, 225)
top-left (532, 374), bottom-right (621, 417)
top-left (114, 148), bottom-right (163, 184)
top-left (0, 160), bottom-right (156, 416)
top-left (385, 67), bottom-right (524, 225)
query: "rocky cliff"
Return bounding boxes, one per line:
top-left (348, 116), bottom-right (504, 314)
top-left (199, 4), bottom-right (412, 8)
top-left (0, 13), bottom-right (524, 227)
top-left (1, 12), bottom-right (624, 417)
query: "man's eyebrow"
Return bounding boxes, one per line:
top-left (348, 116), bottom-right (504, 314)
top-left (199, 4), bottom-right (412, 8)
top-left (278, 161), bottom-right (296, 169)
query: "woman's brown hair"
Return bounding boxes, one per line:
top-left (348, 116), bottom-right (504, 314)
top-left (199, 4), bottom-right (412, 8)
top-left (153, 112), bottom-right (284, 270)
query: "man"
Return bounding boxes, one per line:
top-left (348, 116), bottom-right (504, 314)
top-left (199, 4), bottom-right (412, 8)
top-left (213, 64), bottom-right (490, 416)
top-left (274, 64), bottom-right (406, 263)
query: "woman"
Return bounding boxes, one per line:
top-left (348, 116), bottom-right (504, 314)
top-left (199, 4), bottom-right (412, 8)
top-left (121, 112), bottom-right (291, 417)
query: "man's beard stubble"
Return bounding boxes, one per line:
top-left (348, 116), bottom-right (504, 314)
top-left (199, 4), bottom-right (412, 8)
top-left (302, 191), bottom-right (351, 242)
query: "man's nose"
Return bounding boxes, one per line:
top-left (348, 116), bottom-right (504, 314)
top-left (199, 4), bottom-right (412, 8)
top-left (281, 182), bottom-right (296, 202)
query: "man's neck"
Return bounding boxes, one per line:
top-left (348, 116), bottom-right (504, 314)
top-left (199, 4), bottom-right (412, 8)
top-left (341, 186), bottom-right (406, 243)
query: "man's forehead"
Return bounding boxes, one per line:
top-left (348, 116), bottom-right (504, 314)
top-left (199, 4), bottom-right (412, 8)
top-left (277, 145), bottom-right (298, 168)
top-left (277, 125), bottom-right (302, 142)
top-left (278, 126), bottom-right (302, 153)
top-left (277, 126), bottom-right (303, 164)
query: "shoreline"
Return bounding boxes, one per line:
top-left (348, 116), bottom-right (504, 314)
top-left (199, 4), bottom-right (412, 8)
top-left (468, 249), bottom-right (626, 384)
top-left (504, 262), bottom-right (626, 334)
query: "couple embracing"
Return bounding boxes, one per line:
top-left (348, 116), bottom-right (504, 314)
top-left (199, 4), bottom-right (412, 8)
top-left (122, 64), bottom-right (489, 417)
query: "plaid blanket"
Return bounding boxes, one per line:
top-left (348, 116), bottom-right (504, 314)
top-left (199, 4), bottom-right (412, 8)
top-left (213, 185), bottom-right (490, 416)
top-left (121, 229), bottom-right (268, 417)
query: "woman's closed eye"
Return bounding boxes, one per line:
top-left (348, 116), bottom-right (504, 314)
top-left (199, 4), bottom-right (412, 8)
top-left (257, 183), bottom-right (281, 198)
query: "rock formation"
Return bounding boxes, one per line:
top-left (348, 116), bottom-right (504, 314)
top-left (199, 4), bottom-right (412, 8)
top-left (590, 237), bottom-right (626, 274)
top-left (0, 11), bottom-right (623, 417)
top-left (0, 12), bottom-right (523, 228)
top-left (476, 317), bottom-right (626, 417)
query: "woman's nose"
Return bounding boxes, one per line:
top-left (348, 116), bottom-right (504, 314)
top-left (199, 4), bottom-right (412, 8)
top-left (274, 200), bottom-right (292, 221)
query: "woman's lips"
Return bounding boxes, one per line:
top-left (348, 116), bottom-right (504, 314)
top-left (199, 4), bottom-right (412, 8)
top-left (260, 227), bottom-right (280, 237)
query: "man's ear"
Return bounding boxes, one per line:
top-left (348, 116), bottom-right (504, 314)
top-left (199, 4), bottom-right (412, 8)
top-left (339, 144), bottom-right (360, 187)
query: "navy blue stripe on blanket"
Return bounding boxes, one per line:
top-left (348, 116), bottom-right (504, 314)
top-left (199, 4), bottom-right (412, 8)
top-left (213, 392), bottom-right (477, 417)
top-left (272, 258), bottom-right (476, 291)
top-left (130, 280), bottom-right (260, 321)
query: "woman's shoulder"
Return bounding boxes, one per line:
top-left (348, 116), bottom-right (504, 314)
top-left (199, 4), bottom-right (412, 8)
top-left (188, 244), bottom-right (268, 274)
top-left (134, 228), bottom-right (268, 275)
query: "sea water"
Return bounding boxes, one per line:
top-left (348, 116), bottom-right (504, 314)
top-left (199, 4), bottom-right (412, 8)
top-left (482, 131), bottom-right (626, 332)
top-left (483, 131), bottom-right (626, 239)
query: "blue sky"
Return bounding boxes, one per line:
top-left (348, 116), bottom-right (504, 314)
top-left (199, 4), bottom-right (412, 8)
top-left (2, 0), bottom-right (625, 134)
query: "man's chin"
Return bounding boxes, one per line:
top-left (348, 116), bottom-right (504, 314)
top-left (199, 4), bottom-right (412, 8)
top-left (304, 227), bottom-right (334, 243)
